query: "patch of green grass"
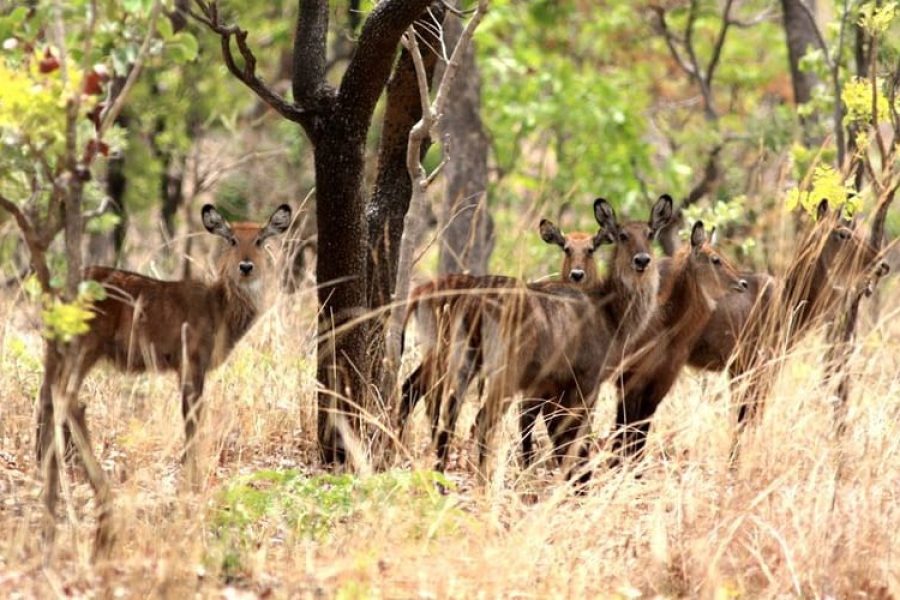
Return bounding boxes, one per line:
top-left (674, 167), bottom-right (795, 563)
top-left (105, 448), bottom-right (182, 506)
top-left (209, 469), bottom-right (464, 581)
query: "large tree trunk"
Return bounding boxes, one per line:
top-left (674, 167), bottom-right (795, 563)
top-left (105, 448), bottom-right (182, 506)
top-left (781, 0), bottom-right (823, 143)
top-left (314, 124), bottom-right (371, 466)
top-left (437, 12), bottom-right (493, 275)
top-left (197, 0), bottom-right (440, 467)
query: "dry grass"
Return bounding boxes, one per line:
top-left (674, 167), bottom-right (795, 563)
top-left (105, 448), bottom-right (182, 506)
top-left (1, 261), bottom-right (899, 598)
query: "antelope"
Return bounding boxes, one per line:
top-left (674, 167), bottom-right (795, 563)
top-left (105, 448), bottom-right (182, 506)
top-left (398, 219), bottom-right (604, 468)
top-left (612, 199), bottom-right (890, 461)
top-left (608, 222), bottom-right (747, 462)
top-left (471, 195), bottom-right (673, 483)
top-left (36, 203), bottom-right (292, 491)
top-left (538, 219), bottom-right (602, 283)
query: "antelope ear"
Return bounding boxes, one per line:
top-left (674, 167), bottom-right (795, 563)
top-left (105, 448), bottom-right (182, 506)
top-left (594, 198), bottom-right (618, 234)
top-left (690, 221), bottom-right (706, 250)
top-left (709, 226), bottom-right (718, 247)
top-left (202, 204), bottom-right (235, 242)
top-left (649, 194), bottom-right (674, 235)
top-left (259, 204), bottom-right (293, 242)
top-left (539, 219), bottom-right (566, 248)
top-left (593, 230), bottom-right (614, 247)
top-left (816, 198), bottom-right (829, 221)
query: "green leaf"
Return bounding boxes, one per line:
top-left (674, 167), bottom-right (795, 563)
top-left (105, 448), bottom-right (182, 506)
top-left (42, 299), bottom-right (95, 342)
top-left (156, 14), bottom-right (174, 41)
top-left (78, 280), bottom-right (107, 303)
top-left (0, 6), bottom-right (28, 41)
top-left (168, 32), bottom-right (199, 63)
top-left (122, 0), bottom-right (154, 15)
top-left (23, 275), bottom-right (43, 301)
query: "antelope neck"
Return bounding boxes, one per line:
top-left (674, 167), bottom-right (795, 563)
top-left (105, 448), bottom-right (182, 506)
top-left (216, 277), bottom-right (261, 352)
top-left (660, 251), bottom-right (717, 336)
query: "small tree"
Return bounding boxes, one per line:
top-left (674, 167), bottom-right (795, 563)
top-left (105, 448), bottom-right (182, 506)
top-left (191, 0), bottom-right (488, 466)
top-left (0, 0), bottom-right (191, 559)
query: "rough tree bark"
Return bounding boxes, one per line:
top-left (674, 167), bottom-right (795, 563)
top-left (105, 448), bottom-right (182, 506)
top-left (781, 0), bottom-right (823, 143)
top-left (437, 8), bottom-right (493, 275)
top-left (193, 0), bottom-right (440, 466)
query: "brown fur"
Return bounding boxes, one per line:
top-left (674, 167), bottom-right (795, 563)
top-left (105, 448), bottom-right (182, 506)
top-left (539, 219), bottom-right (604, 284)
top-left (609, 223), bottom-right (747, 461)
top-left (611, 200), bottom-right (889, 462)
top-left (36, 204), bottom-right (292, 477)
top-left (469, 196), bottom-right (673, 482)
top-left (398, 223), bottom-right (603, 467)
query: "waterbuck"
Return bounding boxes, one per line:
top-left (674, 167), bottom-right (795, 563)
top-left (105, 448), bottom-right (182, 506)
top-left (612, 199), bottom-right (889, 461)
top-left (469, 195), bottom-right (673, 483)
top-left (398, 218), bottom-right (605, 467)
top-left (37, 203), bottom-right (292, 521)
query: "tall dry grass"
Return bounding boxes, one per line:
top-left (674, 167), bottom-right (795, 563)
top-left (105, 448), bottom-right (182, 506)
top-left (1, 218), bottom-right (898, 598)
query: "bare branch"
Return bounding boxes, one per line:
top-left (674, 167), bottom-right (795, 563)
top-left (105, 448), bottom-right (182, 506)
top-left (683, 0), bottom-right (704, 79)
top-left (387, 0), bottom-right (488, 380)
top-left (869, 35), bottom-right (888, 163)
top-left (706, 0), bottom-right (735, 87)
top-left (651, 6), bottom-right (696, 77)
top-left (0, 193), bottom-right (52, 292)
top-left (425, 157), bottom-right (447, 186)
top-left (832, 0), bottom-right (852, 167)
top-left (431, 1), bottom-right (486, 125)
top-left (293, 0), bottom-right (331, 109)
top-left (189, 1), bottom-right (308, 123)
top-left (683, 143), bottom-right (723, 206)
top-left (99, 0), bottom-right (161, 136)
top-left (651, 0), bottom-right (728, 120)
top-left (82, 196), bottom-right (113, 221)
top-left (728, 6), bottom-right (776, 28)
top-left (440, 0), bottom-right (476, 17)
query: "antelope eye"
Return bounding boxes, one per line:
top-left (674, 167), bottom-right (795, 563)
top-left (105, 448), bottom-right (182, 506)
top-left (564, 247), bottom-right (573, 256)
top-left (586, 247), bottom-right (594, 255)
top-left (646, 229), bottom-right (653, 240)
top-left (837, 229), bottom-right (851, 240)
top-left (230, 238), bottom-right (238, 247)
top-left (618, 232), bottom-right (629, 242)
top-left (712, 255), bottom-right (721, 266)
top-left (255, 238), bottom-right (263, 247)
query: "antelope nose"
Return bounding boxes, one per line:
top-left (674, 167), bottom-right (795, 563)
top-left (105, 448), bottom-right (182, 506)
top-left (633, 253), bottom-right (651, 271)
top-left (569, 269), bottom-right (585, 283)
top-left (239, 261), bottom-right (254, 275)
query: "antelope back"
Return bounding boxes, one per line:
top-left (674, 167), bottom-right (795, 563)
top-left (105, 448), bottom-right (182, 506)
top-left (539, 220), bottom-right (603, 284)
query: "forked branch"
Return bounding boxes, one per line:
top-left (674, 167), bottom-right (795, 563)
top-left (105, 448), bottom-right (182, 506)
top-left (0, 193), bottom-right (52, 292)
top-left (189, 0), bottom-right (307, 123)
top-left (386, 0), bottom-right (488, 379)
top-left (651, 0), bottom-right (737, 120)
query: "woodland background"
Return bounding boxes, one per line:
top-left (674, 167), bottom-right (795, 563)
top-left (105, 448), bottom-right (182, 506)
top-left (1, 0), bottom-right (899, 597)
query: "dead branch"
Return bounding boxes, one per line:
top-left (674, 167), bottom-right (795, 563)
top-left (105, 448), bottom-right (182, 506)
top-left (189, 1), bottom-right (308, 123)
top-left (385, 0), bottom-right (488, 378)
top-left (99, 0), bottom-right (161, 136)
top-left (0, 193), bottom-right (52, 292)
top-left (651, 0), bottom-right (736, 121)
